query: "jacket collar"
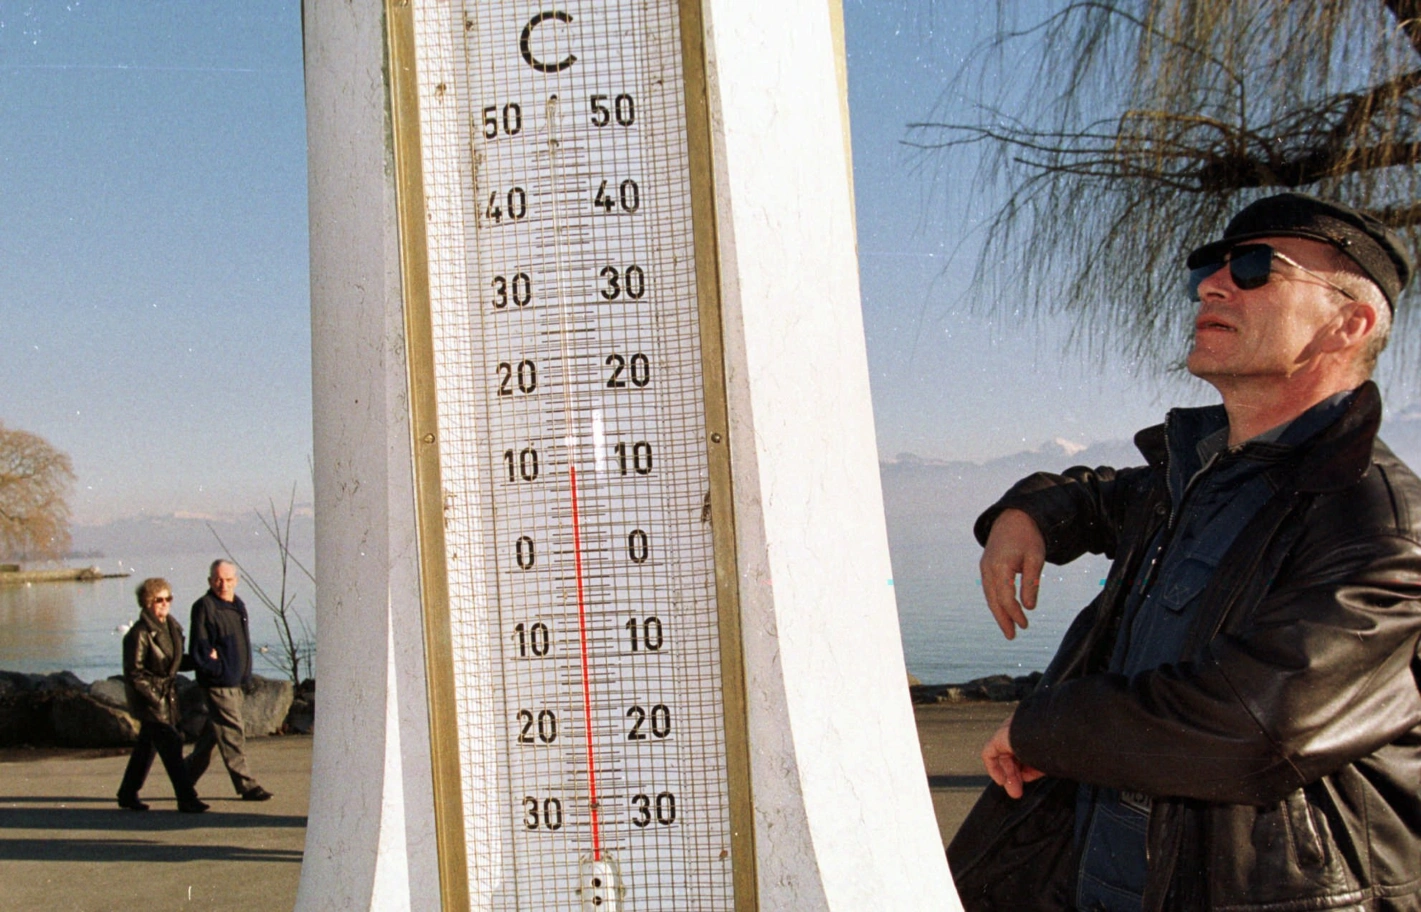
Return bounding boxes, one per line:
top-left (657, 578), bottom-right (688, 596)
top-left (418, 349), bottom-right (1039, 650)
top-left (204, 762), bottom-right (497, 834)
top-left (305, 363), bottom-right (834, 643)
top-left (137, 610), bottom-right (181, 660)
top-left (1134, 381), bottom-right (1381, 493)
top-left (206, 590), bottom-right (247, 612)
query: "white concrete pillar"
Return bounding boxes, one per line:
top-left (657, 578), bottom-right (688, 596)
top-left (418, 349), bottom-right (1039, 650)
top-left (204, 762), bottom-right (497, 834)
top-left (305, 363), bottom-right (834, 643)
top-left (297, 2), bottom-right (442, 908)
top-left (299, 1), bottom-right (960, 908)
top-left (700, 2), bottom-right (957, 908)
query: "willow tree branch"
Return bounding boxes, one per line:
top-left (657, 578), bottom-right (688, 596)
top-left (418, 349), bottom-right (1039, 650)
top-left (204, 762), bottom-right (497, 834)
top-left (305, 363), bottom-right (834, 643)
top-left (1197, 139), bottom-right (1421, 190)
top-left (1384, 0), bottom-right (1421, 60)
top-left (1377, 200), bottom-right (1421, 226)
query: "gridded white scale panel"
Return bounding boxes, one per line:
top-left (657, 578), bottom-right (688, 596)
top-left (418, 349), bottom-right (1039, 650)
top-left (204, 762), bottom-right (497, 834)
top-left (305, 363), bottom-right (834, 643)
top-left (412, 2), bottom-right (736, 909)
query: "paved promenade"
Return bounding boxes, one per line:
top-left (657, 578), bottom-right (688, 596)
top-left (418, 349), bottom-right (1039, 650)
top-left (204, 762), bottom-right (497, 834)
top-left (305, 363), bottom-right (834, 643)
top-left (0, 703), bottom-right (1009, 911)
top-left (0, 737), bottom-right (310, 911)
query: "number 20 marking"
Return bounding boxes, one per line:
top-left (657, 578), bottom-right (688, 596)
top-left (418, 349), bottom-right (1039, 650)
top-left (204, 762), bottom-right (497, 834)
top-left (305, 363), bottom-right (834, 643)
top-left (605, 353), bottom-right (650, 388)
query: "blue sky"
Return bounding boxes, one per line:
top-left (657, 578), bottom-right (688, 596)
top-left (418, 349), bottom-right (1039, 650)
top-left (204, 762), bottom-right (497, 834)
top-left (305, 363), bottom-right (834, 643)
top-left (5, 1), bottom-right (1401, 524)
top-left (843, 0), bottom-right (1217, 462)
top-left (1, 1), bottom-right (309, 521)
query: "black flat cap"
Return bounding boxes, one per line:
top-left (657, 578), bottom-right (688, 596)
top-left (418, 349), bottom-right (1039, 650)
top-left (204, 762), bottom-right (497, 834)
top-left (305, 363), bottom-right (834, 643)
top-left (1186, 193), bottom-right (1413, 308)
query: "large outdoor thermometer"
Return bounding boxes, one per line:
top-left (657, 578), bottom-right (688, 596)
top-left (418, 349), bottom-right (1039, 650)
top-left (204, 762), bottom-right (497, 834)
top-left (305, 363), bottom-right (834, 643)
top-left (300, 0), bottom-right (956, 908)
top-left (392, 1), bottom-right (753, 908)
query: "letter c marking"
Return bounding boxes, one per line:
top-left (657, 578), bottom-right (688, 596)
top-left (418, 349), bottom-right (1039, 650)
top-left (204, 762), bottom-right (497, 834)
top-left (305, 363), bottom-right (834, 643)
top-left (520, 11), bottom-right (576, 74)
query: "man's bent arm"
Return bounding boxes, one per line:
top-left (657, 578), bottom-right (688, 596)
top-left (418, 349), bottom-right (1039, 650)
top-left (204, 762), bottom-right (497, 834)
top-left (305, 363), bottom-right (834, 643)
top-left (1010, 533), bottom-right (1421, 805)
top-left (188, 599), bottom-right (224, 679)
top-left (975, 463), bottom-right (1153, 566)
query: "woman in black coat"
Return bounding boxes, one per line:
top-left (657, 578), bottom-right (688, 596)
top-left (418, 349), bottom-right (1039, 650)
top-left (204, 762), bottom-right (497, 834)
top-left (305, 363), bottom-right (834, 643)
top-left (116, 577), bottom-right (208, 812)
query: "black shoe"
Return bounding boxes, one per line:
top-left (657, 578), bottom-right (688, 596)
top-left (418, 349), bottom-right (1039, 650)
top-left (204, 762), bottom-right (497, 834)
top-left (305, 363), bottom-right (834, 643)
top-left (178, 798), bottom-right (210, 813)
top-left (117, 795), bottom-right (149, 812)
top-left (241, 786), bottom-right (273, 801)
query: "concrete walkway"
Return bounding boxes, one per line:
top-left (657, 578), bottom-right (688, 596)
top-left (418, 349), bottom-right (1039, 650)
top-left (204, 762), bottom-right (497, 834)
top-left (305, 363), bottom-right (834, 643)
top-left (0, 704), bottom-right (1009, 911)
top-left (916, 701), bottom-right (1012, 845)
top-left (0, 737), bottom-right (310, 911)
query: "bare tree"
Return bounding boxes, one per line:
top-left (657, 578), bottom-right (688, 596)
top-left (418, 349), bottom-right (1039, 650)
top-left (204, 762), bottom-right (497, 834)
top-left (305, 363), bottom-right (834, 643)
top-left (0, 421), bottom-right (76, 561)
top-left (909, 1), bottom-right (1421, 366)
top-left (209, 486), bottom-right (315, 685)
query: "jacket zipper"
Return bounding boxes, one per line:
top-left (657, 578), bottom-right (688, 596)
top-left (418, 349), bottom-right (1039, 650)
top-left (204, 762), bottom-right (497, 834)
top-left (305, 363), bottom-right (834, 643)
top-left (1142, 492), bottom-right (1302, 911)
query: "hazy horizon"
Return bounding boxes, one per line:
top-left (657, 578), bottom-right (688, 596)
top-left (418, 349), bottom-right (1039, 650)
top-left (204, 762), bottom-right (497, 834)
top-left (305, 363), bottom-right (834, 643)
top-left (0, 1), bottom-right (1222, 526)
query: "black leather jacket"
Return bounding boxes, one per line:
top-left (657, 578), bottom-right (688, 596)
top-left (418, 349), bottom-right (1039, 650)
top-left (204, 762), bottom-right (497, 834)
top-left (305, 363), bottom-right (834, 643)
top-left (949, 383), bottom-right (1421, 911)
top-left (122, 611), bottom-right (188, 727)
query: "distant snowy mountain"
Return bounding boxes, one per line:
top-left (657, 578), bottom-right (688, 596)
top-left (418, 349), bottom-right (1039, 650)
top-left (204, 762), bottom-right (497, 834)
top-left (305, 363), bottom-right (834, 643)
top-left (71, 507), bottom-right (314, 560)
top-left (71, 408), bottom-right (1418, 575)
top-left (880, 437), bottom-right (1140, 533)
top-left (881, 406), bottom-right (1421, 566)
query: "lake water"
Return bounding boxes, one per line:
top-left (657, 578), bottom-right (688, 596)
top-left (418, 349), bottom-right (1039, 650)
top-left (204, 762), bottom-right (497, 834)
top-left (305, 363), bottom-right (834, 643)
top-left (0, 547), bottom-right (316, 684)
top-left (0, 539), bottom-right (1104, 686)
top-left (892, 546), bottom-right (1109, 684)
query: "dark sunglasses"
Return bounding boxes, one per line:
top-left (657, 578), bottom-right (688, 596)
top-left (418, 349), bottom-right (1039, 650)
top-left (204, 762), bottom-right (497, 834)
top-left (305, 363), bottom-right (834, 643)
top-left (151, 595), bottom-right (173, 604)
top-left (1187, 243), bottom-right (1356, 302)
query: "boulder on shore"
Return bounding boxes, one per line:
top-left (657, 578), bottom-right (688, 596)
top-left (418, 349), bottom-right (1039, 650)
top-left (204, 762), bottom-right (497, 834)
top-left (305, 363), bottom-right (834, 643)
top-left (176, 676), bottom-right (207, 741)
top-left (35, 670), bottom-right (86, 693)
top-left (177, 674), bottom-right (294, 738)
top-left (0, 672), bottom-right (52, 746)
top-left (285, 678), bottom-right (315, 734)
top-left (242, 676), bottom-right (295, 736)
top-left (1, 671), bottom-right (125, 746)
top-left (0, 670), bottom-right (300, 747)
top-left (88, 676), bottom-right (129, 711)
top-left (50, 691), bottom-right (139, 747)
top-left (910, 672), bottom-right (1044, 705)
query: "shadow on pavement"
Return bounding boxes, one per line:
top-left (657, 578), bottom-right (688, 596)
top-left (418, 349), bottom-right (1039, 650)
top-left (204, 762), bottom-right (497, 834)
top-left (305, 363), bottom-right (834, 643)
top-left (928, 774), bottom-right (992, 789)
top-left (0, 837), bottom-right (303, 863)
top-left (0, 806), bottom-right (306, 832)
top-left (0, 795), bottom-right (112, 804)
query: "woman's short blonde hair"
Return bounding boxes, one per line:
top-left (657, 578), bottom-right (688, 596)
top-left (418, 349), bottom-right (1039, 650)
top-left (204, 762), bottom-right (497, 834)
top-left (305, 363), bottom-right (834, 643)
top-left (135, 577), bottom-right (172, 610)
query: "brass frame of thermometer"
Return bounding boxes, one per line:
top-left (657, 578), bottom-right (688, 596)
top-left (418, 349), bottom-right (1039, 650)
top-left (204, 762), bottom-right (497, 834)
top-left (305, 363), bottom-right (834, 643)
top-left (383, 1), bottom-right (756, 908)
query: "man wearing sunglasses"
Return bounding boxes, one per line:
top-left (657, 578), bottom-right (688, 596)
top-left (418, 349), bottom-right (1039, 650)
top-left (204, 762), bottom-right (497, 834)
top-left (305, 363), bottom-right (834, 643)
top-left (948, 194), bottom-right (1421, 912)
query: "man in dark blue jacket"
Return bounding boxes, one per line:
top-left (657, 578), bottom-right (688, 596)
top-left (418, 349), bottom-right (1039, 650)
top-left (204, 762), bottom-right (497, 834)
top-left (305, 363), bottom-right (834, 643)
top-left (184, 559), bottom-right (273, 801)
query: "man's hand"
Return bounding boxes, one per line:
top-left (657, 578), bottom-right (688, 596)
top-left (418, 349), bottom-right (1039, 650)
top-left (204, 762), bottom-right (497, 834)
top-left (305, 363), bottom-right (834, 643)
top-left (982, 712), bottom-right (1044, 799)
top-left (208, 648), bottom-right (218, 661)
top-left (980, 508), bottom-right (1046, 640)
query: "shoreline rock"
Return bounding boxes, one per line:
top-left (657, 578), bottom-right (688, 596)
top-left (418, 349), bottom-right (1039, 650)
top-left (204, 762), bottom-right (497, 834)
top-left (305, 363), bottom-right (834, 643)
top-left (4, 665), bottom-right (1023, 746)
top-left (910, 672), bottom-right (1044, 704)
top-left (286, 678), bottom-right (315, 734)
top-left (0, 669), bottom-right (302, 748)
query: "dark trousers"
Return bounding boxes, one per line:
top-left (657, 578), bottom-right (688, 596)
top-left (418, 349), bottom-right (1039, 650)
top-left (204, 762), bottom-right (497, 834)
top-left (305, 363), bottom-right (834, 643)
top-left (185, 685), bottom-right (258, 795)
top-left (118, 720), bottom-right (198, 802)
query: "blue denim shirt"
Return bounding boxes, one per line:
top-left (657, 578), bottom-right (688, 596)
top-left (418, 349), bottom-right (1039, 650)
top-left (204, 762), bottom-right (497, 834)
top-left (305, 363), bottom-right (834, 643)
top-left (1074, 391), bottom-right (1355, 912)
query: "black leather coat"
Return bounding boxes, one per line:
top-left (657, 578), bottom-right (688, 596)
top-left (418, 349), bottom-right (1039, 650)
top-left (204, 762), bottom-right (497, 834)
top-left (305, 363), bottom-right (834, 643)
top-left (122, 611), bottom-right (187, 727)
top-left (949, 383), bottom-right (1421, 911)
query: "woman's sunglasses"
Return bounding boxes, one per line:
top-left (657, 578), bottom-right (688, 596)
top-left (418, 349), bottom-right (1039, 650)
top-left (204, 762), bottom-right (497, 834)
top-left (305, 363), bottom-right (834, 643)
top-left (1188, 243), bottom-right (1356, 302)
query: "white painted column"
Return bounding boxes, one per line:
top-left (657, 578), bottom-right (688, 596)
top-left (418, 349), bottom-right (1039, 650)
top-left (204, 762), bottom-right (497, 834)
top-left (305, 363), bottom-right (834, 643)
top-left (299, 1), bottom-right (960, 908)
top-left (297, 3), bottom-right (442, 909)
top-left (700, 2), bottom-right (959, 908)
